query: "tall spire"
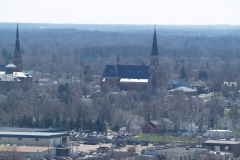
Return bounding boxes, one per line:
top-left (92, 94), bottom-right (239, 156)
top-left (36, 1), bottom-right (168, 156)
top-left (151, 25), bottom-right (158, 56)
top-left (14, 23), bottom-right (21, 54)
top-left (13, 24), bottom-right (23, 72)
top-left (116, 52), bottom-right (120, 65)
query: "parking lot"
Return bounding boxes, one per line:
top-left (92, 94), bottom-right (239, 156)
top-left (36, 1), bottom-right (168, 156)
top-left (72, 143), bottom-right (152, 153)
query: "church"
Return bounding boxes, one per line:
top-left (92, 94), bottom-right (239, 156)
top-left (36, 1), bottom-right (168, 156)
top-left (0, 24), bottom-right (32, 89)
top-left (100, 27), bottom-right (160, 91)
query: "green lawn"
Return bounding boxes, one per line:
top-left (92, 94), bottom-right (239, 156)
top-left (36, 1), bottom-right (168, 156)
top-left (135, 134), bottom-right (194, 142)
top-left (224, 108), bottom-right (240, 118)
top-left (224, 109), bottom-right (230, 118)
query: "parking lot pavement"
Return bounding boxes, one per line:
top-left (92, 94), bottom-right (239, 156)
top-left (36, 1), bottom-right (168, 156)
top-left (73, 143), bottom-right (152, 153)
top-left (72, 143), bottom-right (112, 152)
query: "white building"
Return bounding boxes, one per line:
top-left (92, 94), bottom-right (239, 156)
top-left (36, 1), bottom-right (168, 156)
top-left (0, 132), bottom-right (69, 147)
top-left (216, 118), bottom-right (233, 130)
top-left (203, 130), bottom-right (232, 139)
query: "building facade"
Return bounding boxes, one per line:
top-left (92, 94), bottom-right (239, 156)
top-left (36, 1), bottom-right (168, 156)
top-left (100, 27), bottom-right (160, 91)
top-left (0, 131), bottom-right (69, 147)
top-left (0, 24), bottom-right (32, 89)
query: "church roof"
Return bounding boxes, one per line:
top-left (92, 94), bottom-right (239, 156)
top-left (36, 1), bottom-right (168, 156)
top-left (117, 65), bottom-right (149, 79)
top-left (101, 65), bottom-right (150, 80)
top-left (101, 65), bottom-right (118, 77)
top-left (0, 65), bottom-right (6, 71)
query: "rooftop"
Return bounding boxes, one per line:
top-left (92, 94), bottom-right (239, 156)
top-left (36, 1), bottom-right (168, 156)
top-left (146, 147), bottom-right (207, 154)
top-left (0, 131), bottom-right (69, 138)
top-left (0, 146), bottom-right (55, 153)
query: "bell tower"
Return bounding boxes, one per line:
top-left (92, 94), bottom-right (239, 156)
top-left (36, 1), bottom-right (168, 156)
top-left (13, 24), bottom-right (23, 72)
top-left (149, 26), bottom-right (160, 88)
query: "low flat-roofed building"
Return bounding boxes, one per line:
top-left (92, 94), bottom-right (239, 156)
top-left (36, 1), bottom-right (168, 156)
top-left (0, 131), bottom-right (69, 147)
top-left (204, 140), bottom-right (240, 152)
top-left (0, 145), bottom-right (56, 159)
top-left (144, 147), bottom-right (207, 160)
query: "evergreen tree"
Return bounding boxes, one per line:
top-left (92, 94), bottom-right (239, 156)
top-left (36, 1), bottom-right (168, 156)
top-left (198, 67), bottom-right (208, 80)
top-left (61, 117), bottom-right (68, 128)
top-left (17, 116), bottom-right (22, 127)
top-left (10, 115), bottom-right (15, 127)
top-left (179, 67), bottom-right (188, 81)
top-left (68, 118), bottom-right (75, 130)
top-left (28, 115), bottom-right (33, 128)
top-left (55, 115), bottom-right (61, 128)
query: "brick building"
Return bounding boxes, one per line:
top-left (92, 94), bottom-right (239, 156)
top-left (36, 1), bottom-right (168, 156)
top-left (100, 27), bottom-right (160, 91)
top-left (0, 24), bottom-right (32, 89)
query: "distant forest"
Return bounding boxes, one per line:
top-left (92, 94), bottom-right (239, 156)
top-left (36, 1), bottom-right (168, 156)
top-left (1, 24), bottom-right (240, 76)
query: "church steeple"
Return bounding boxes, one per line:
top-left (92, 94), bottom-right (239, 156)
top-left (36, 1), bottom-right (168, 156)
top-left (149, 26), bottom-right (160, 88)
top-left (151, 25), bottom-right (158, 56)
top-left (116, 53), bottom-right (120, 65)
top-left (13, 24), bottom-right (23, 72)
top-left (150, 25), bottom-right (159, 66)
top-left (14, 24), bottom-right (21, 54)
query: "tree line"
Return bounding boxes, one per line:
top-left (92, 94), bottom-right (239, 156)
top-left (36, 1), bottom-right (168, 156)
top-left (9, 115), bottom-right (107, 132)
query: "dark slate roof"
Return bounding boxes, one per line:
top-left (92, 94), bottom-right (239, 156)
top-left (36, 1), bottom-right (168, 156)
top-left (101, 65), bottom-right (118, 77)
top-left (117, 65), bottom-right (149, 79)
top-left (0, 65), bottom-right (6, 72)
top-left (101, 65), bottom-right (150, 79)
top-left (177, 79), bottom-right (190, 88)
top-left (149, 120), bottom-right (160, 126)
top-left (151, 27), bottom-right (158, 56)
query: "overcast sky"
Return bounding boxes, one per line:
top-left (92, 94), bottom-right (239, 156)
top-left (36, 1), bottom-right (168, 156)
top-left (1, 0), bottom-right (240, 25)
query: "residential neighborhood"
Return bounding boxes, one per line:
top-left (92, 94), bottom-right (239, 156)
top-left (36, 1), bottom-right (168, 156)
top-left (0, 2), bottom-right (240, 159)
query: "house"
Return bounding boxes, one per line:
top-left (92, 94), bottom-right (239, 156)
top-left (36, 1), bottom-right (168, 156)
top-left (222, 81), bottom-right (239, 97)
top-left (223, 81), bottom-right (237, 88)
top-left (166, 79), bottom-right (177, 90)
top-left (224, 98), bottom-right (240, 108)
top-left (35, 77), bottom-right (51, 85)
top-left (177, 79), bottom-right (190, 88)
top-left (191, 80), bottom-right (210, 94)
top-left (216, 118), bottom-right (233, 130)
top-left (142, 121), bottom-right (161, 134)
top-left (128, 116), bottom-right (145, 133)
top-left (159, 118), bottom-right (173, 131)
top-left (100, 27), bottom-right (160, 91)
